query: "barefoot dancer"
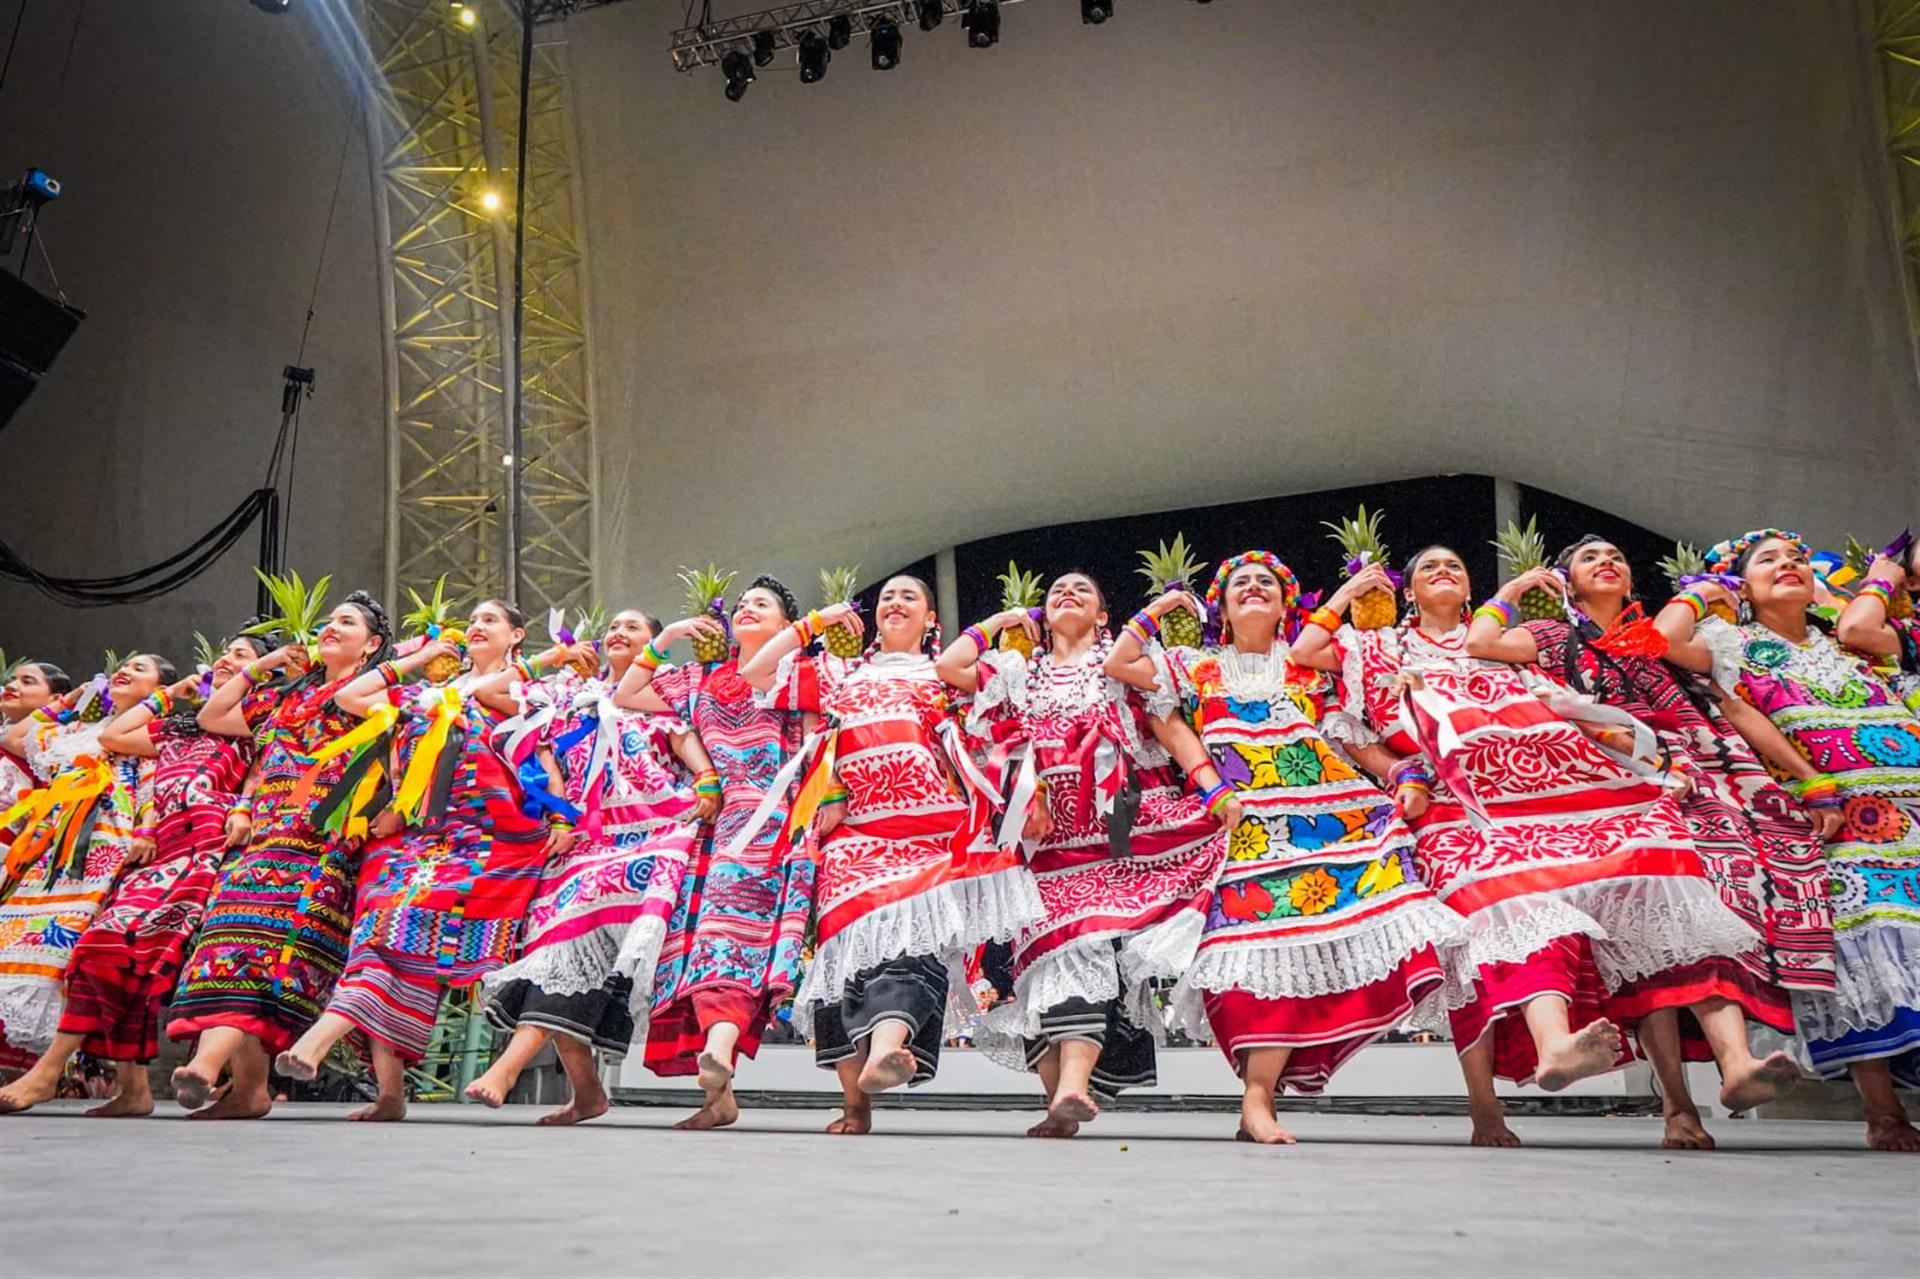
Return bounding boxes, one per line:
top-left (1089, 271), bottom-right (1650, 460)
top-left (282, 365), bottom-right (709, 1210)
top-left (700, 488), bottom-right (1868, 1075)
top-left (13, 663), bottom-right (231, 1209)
top-left (937, 571), bottom-right (1228, 1137)
top-left (1293, 547), bottom-right (1756, 1146)
top-left (0, 634), bottom-right (272, 1116)
top-left (741, 575), bottom-right (1042, 1134)
top-left (274, 601), bottom-right (550, 1122)
top-left (472, 610), bottom-right (719, 1125)
top-left (1108, 551), bottom-right (1466, 1145)
top-left (1465, 535), bottom-right (1834, 1149)
top-left (613, 575), bottom-right (815, 1130)
top-left (166, 593), bottom-right (393, 1120)
top-left (1660, 530), bottom-right (1920, 1153)
top-left (0, 656), bottom-right (165, 1069)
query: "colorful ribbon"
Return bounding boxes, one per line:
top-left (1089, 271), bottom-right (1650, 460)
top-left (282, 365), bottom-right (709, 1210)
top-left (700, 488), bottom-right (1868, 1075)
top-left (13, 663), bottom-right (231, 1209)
top-left (392, 685), bottom-right (464, 824)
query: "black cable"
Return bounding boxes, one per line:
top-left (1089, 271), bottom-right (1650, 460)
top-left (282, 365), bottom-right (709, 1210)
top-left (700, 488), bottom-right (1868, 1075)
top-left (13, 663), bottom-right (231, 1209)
top-left (0, 0), bottom-right (28, 98)
top-left (0, 488), bottom-right (273, 608)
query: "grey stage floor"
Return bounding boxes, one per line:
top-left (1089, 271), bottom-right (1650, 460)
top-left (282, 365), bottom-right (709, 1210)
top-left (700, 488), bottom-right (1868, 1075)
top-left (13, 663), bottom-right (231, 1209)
top-left (0, 1104), bottom-right (1911, 1277)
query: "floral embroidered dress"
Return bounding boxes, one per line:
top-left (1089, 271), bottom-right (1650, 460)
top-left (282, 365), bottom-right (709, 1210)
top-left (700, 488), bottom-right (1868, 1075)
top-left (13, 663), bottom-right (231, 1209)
top-left (644, 659), bottom-right (814, 1077)
top-left (1526, 619), bottom-right (1834, 1057)
top-left (169, 676), bottom-right (376, 1053)
top-left (484, 669), bottom-right (704, 1056)
top-left (328, 679), bottom-right (549, 1064)
top-left (1329, 624), bottom-right (1757, 1082)
top-left (1699, 619), bottom-right (1920, 1085)
top-left (763, 649), bottom-right (1042, 1084)
top-left (968, 645), bottom-right (1227, 1096)
top-left (1149, 644), bottom-right (1465, 1090)
top-left (58, 715), bottom-right (254, 1063)
top-left (0, 714), bottom-right (150, 1052)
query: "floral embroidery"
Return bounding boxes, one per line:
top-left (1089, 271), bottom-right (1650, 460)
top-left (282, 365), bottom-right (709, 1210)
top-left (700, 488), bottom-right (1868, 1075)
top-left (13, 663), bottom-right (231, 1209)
top-left (1288, 868), bottom-right (1340, 915)
top-left (1228, 817), bottom-right (1271, 863)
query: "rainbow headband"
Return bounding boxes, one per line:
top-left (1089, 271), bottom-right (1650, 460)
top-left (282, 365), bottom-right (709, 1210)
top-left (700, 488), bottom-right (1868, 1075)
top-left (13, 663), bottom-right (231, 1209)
top-left (1704, 528), bottom-right (1807, 575)
top-left (1203, 550), bottom-right (1300, 645)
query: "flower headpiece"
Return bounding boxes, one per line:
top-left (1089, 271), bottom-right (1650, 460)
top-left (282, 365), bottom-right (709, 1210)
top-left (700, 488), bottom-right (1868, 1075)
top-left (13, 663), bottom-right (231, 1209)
top-left (1202, 550), bottom-right (1300, 645)
top-left (1703, 528), bottom-right (1807, 575)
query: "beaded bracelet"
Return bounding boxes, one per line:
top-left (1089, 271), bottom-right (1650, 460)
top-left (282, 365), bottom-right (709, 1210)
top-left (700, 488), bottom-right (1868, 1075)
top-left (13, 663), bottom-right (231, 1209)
top-left (1198, 780), bottom-right (1233, 817)
top-left (1388, 758), bottom-right (1433, 790)
top-left (1304, 606), bottom-right (1342, 634)
top-left (692, 769), bottom-right (723, 797)
top-left (1472, 600), bottom-right (1515, 628)
top-left (1789, 773), bottom-right (1843, 809)
top-left (141, 690), bottom-right (174, 718)
top-left (1858, 579), bottom-right (1898, 612)
top-left (1672, 591), bottom-right (1710, 623)
top-left (962, 625), bottom-right (990, 652)
top-left (511, 656), bottom-right (538, 682)
top-left (636, 640), bottom-right (669, 671)
top-left (373, 661), bottom-right (401, 688)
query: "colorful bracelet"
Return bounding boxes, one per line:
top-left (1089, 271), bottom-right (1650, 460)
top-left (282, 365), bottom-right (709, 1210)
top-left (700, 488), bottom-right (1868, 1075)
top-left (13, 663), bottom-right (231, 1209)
top-left (692, 769), bottom-right (723, 797)
top-left (1472, 600), bottom-right (1515, 628)
top-left (1124, 611), bottom-right (1158, 647)
top-left (1304, 606), bottom-right (1342, 634)
top-left (548, 816), bottom-right (573, 831)
top-left (141, 690), bottom-right (174, 718)
top-left (242, 662), bottom-right (270, 685)
top-left (637, 640), bottom-right (668, 671)
top-left (1672, 590), bottom-right (1710, 623)
top-left (375, 661), bottom-right (402, 688)
top-left (1198, 780), bottom-right (1234, 817)
top-left (962, 625), bottom-right (991, 652)
top-left (132, 825), bottom-right (157, 840)
top-left (820, 786), bottom-right (850, 807)
top-left (1388, 757), bottom-right (1433, 790)
top-left (1788, 773), bottom-right (1843, 809)
top-left (1857, 579), bottom-right (1898, 612)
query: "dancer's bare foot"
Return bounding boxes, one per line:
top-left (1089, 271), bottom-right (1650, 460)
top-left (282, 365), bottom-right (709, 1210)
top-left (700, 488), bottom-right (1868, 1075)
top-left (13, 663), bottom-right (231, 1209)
top-left (273, 1048), bottom-right (321, 1083)
top-left (1866, 1114), bottom-right (1920, 1152)
top-left (1236, 1098), bottom-right (1296, 1145)
top-left (463, 1076), bottom-right (508, 1108)
top-left (857, 1045), bottom-right (916, 1095)
top-left (0, 1068), bottom-right (61, 1113)
top-left (1661, 1108), bottom-right (1716, 1150)
top-left (673, 1088), bottom-right (739, 1131)
top-left (536, 1075), bottom-right (608, 1127)
top-left (1469, 1116), bottom-right (1522, 1147)
top-left (1535, 1019), bottom-right (1622, 1092)
top-left (826, 1100), bottom-right (872, 1135)
top-left (1025, 1113), bottom-right (1080, 1138)
top-left (346, 1095), bottom-right (407, 1122)
top-left (186, 1081), bottom-right (272, 1121)
top-left (1048, 1088), bottom-right (1099, 1126)
top-left (695, 1049), bottom-right (734, 1094)
top-left (85, 1090), bottom-right (155, 1119)
top-left (171, 1065), bottom-right (217, 1111)
top-left (1719, 1050), bottom-right (1799, 1113)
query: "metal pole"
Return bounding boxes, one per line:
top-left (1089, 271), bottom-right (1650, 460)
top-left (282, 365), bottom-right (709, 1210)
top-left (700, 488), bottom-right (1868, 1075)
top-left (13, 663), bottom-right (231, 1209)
top-left (507, 1), bottom-right (535, 609)
top-left (471, 5), bottom-right (519, 599)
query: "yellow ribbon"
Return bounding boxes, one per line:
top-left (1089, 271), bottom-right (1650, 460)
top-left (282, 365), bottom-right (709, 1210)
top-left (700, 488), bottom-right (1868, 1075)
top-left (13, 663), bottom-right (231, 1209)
top-left (289, 701), bottom-right (401, 814)
top-left (783, 729), bottom-right (840, 847)
top-left (392, 685), bottom-right (463, 824)
top-left (0, 758), bottom-right (113, 883)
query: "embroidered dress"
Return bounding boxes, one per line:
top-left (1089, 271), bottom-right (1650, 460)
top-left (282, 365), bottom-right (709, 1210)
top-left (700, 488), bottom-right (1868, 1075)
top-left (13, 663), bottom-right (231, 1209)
top-left (968, 647), bottom-right (1227, 1096)
top-left (484, 671), bottom-right (703, 1056)
top-left (1149, 645), bottom-right (1465, 1091)
top-left (1700, 619), bottom-right (1920, 1085)
top-left (327, 681), bottom-right (548, 1063)
top-left (1526, 619), bottom-right (1834, 1056)
top-left (57, 717), bottom-right (253, 1062)
top-left (763, 650), bottom-right (1041, 1084)
top-left (1329, 624), bottom-right (1756, 1082)
top-left (169, 677), bottom-right (373, 1054)
top-left (643, 659), bottom-right (814, 1077)
top-left (0, 716), bottom-right (149, 1052)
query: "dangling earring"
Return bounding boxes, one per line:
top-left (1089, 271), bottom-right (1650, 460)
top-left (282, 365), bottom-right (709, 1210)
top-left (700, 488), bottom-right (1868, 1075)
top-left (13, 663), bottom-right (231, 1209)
top-left (923, 616), bottom-right (943, 659)
top-left (1736, 597), bottom-right (1753, 625)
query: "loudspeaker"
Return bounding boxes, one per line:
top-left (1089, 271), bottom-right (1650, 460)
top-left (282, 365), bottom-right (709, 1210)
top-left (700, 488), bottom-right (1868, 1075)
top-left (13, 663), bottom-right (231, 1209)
top-left (0, 268), bottom-right (84, 433)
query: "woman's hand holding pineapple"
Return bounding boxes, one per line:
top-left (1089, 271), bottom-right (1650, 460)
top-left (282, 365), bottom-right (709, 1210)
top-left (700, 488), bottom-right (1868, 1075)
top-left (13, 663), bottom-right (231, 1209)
top-left (1144, 589), bottom-right (1204, 626)
top-left (659, 614), bottom-right (728, 649)
top-left (982, 608), bottom-right (1042, 648)
top-left (1494, 567), bottom-right (1565, 609)
top-left (1325, 563), bottom-right (1396, 618)
top-left (815, 601), bottom-right (864, 641)
top-left (398, 635), bottom-right (462, 676)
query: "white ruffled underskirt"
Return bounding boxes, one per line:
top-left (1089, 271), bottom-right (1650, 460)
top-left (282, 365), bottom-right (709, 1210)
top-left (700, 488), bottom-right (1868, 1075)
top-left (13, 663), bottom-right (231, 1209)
top-left (791, 866), bottom-right (1043, 1038)
top-left (0, 978), bottom-right (63, 1054)
top-left (481, 914), bottom-right (672, 1046)
top-left (1789, 921), bottom-right (1920, 1043)
top-left (1161, 898), bottom-right (1469, 1041)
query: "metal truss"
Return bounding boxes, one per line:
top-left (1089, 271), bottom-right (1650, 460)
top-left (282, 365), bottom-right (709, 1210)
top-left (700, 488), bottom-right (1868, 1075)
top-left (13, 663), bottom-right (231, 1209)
top-left (1877, 0), bottom-right (1920, 373)
top-left (359, 0), bottom-right (597, 614)
top-left (670, 0), bottom-right (1028, 72)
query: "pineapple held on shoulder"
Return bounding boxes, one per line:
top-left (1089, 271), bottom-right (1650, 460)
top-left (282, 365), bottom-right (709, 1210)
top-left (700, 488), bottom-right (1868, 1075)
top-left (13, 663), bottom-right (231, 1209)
top-left (1843, 532), bottom-right (1914, 620)
top-left (1324, 505), bottom-right (1399, 630)
top-left (994, 562), bottom-right (1045, 659)
top-left (1491, 517), bottom-right (1567, 622)
top-left (817, 566), bottom-right (865, 659)
top-left (244, 567), bottom-right (334, 677)
top-left (401, 576), bottom-right (467, 683)
top-left (677, 564), bottom-right (738, 665)
top-left (1136, 533), bottom-right (1208, 649)
top-left (1657, 541), bottom-right (1738, 625)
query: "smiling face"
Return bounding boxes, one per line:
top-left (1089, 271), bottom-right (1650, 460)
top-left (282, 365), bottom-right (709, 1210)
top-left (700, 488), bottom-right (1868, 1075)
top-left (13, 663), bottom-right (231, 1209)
top-left (109, 655), bottom-right (167, 711)
top-left (602, 610), bottom-right (652, 660)
top-left (1564, 540), bottom-right (1632, 605)
top-left (1741, 537), bottom-right (1814, 611)
top-left (1223, 563), bottom-right (1285, 643)
top-left (209, 639), bottom-right (261, 689)
top-left (316, 603), bottom-right (382, 669)
top-left (1044, 573), bottom-right (1107, 640)
top-left (875, 576), bottom-right (933, 651)
top-left (1, 663), bottom-right (59, 720)
top-left (465, 601), bottom-right (525, 664)
top-left (732, 586), bottom-right (792, 643)
top-left (1406, 546), bottom-right (1470, 617)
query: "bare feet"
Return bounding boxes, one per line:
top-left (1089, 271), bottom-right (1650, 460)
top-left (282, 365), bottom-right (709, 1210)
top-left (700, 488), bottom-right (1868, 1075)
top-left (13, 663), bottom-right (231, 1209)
top-left (273, 1048), bottom-right (321, 1083)
top-left (85, 1091), bottom-right (155, 1119)
top-left (171, 1065), bottom-right (216, 1111)
top-left (826, 1101), bottom-right (872, 1135)
top-left (1661, 1108), bottom-right (1716, 1151)
top-left (1866, 1114), bottom-right (1920, 1152)
top-left (673, 1088), bottom-right (739, 1131)
top-left (536, 1075), bottom-right (608, 1127)
top-left (346, 1095), bottom-right (407, 1122)
top-left (463, 1077), bottom-right (508, 1108)
top-left (0, 1069), bottom-right (60, 1113)
top-left (857, 1045), bottom-right (917, 1095)
top-left (1535, 1019), bottom-right (1622, 1092)
top-left (1236, 1099), bottom-right (1296, 1145)
top-left (1719, 1050), bottom-right (1799, 1113)
top-left (1025, 1113), bottom-right (1080, 1138)
top-left (1048, 1088), bottom-right (1099, 1126)
top-left (695, 1049), bottom-right (734, 1094)
top-left (186, 1082), bottom-right (272, 1121)
top-left (1469, 1117), bottom-right (1522, 1147)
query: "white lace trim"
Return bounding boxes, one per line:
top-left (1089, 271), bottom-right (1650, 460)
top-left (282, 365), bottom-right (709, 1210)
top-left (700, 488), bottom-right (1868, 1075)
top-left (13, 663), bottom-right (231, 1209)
top-left (790, 866), bottom-right (1043, 1037)
top-left (1140, 645), bottom-right (1183, 723)
top-left (979, 908), bottom-right (1205, 1042)
top-left (1696, 617), bottom-right (1746, 698)
top-left (0, 978), bottom-right (64, 1053)
top-left (1790, 922), bottom-right (1920, 1041)
top-left (481, 914), bottom-right (672, 1045)
top-left (965, 650), bottom-right (1030, 729)
top-left (1160, 899), bottom-right (1468, 1040)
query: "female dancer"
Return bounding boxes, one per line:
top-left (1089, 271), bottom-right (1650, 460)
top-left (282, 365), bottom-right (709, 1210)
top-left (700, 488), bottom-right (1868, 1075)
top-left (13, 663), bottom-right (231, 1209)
top-left (1837, 541), bottom-right (1920, 709)
top-left (613, 575), bottom-right (815, 1130)
top-left (937, 571), bottom-right (1229, 1137)
top-left (168, 592), bottom-right (393, 1120)
top-left (1659, 530), bottom-right (1920, 1151)
top-left (1107, 551), bottom-right (1466, 1144)
top-left (1293, 546), bottom-right (1756, 1146)
top-left (0, 656), bottom-right (166, 1063)
top-left (0, 634), bottom-right (272, 1116)
top-left (742, 575), bottom-right (1042, 1134)
top-left (471, 609), bottom-right (719, 1125)
top-left (1464, 535), bottom-right (1830, 1148)
top-left (273, 600), bottom-right (550, 1122)
top-left (0, 661), bottom-right (70, 820)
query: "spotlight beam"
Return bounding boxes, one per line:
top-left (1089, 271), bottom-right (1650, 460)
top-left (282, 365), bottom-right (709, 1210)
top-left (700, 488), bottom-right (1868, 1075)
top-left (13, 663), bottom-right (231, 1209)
top-left (669, 0), bottom-right (1027, 71)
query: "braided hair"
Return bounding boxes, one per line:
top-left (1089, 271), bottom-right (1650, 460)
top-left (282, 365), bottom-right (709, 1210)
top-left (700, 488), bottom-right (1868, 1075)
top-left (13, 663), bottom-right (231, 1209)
top-left (285, 590), bottom-right (396, 696)
top-left (166, 626), bottom-right (282, 735)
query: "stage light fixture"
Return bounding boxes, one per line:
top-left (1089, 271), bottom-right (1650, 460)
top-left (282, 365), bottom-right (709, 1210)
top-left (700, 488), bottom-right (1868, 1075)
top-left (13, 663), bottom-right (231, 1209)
top-left (480, 189), bottom-right (503, 212)
top-left (798, 31), bottom-right (831, 83)
top-left (915, 0), bottom-right (943, 31)
top-left (870, 18), bottom-right (901, 70)
top-left (721, 50), bottom-right (755, 101)
top-left (1081, 0), bottom-right (1112, 23)
top-left (826, 15), bottom-right (852, 49)
top-left (963, 0), bottom-right (999, 48)
top-left (752, 31), bottom-right (776, 66)
top-left (456, 4), bottom-right (477, 26)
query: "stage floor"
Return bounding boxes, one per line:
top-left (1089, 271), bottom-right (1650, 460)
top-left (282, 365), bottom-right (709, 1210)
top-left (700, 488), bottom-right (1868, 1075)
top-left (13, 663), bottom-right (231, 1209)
top-left (0, 1104), bottom-right (1907, 1276)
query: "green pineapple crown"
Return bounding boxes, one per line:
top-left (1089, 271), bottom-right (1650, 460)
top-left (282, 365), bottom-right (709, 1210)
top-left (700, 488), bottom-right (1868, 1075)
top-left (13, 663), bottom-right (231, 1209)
top-left (401, 574), bottom-right (461, 635)
top-left (572, 602), bottom-right (610, 643)
top-left (818, 566), bottom-right (861, 607)
top-left (1491, 517), bottom-right (1549, 574)
top-left (191, 631), bottom-right (221, 671)
top-left (1841, 534), bottom-right (1873, 576)
top-left (1137, 533), bottom-right (1205, 596)
top-left (244, 568), bottom-right (333, 643)
top-left (1656, 541), bottom-right (1707, 589)
top-left (1323, 505), bottom-right (1389, 571)
top-left (997, 561), bottom-right (1044, 610)
top-left (678, 563), bottom-right (738, 616)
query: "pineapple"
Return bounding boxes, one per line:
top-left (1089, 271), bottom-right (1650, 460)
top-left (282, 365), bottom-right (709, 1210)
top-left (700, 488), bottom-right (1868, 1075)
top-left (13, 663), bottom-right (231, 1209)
top-left (1323, 505), bottom-right (1398, 630)
top-left (402, 575), bottom-right (467, 683)
top-left (569, 602), bottom-right (610, 677)
top-left (1136, 534), bottom-right (1207, 649)
top-left (817, 566), bottom-right (864, 659)
top-left (1491, 517), bottom-right (1565, 622)
top-left (79, 648), bottom-right (122, 722)
top-left (678, 564), bottom-right (738, 665)
top-left (245, 568), bottom-right (333, 662)
top-left (1657, 542), bottom-right (1737, 624)
top-left (1844, 534), bottom-right (1912, 619)
top-left (995, 561), bottom-right (1045, 659)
